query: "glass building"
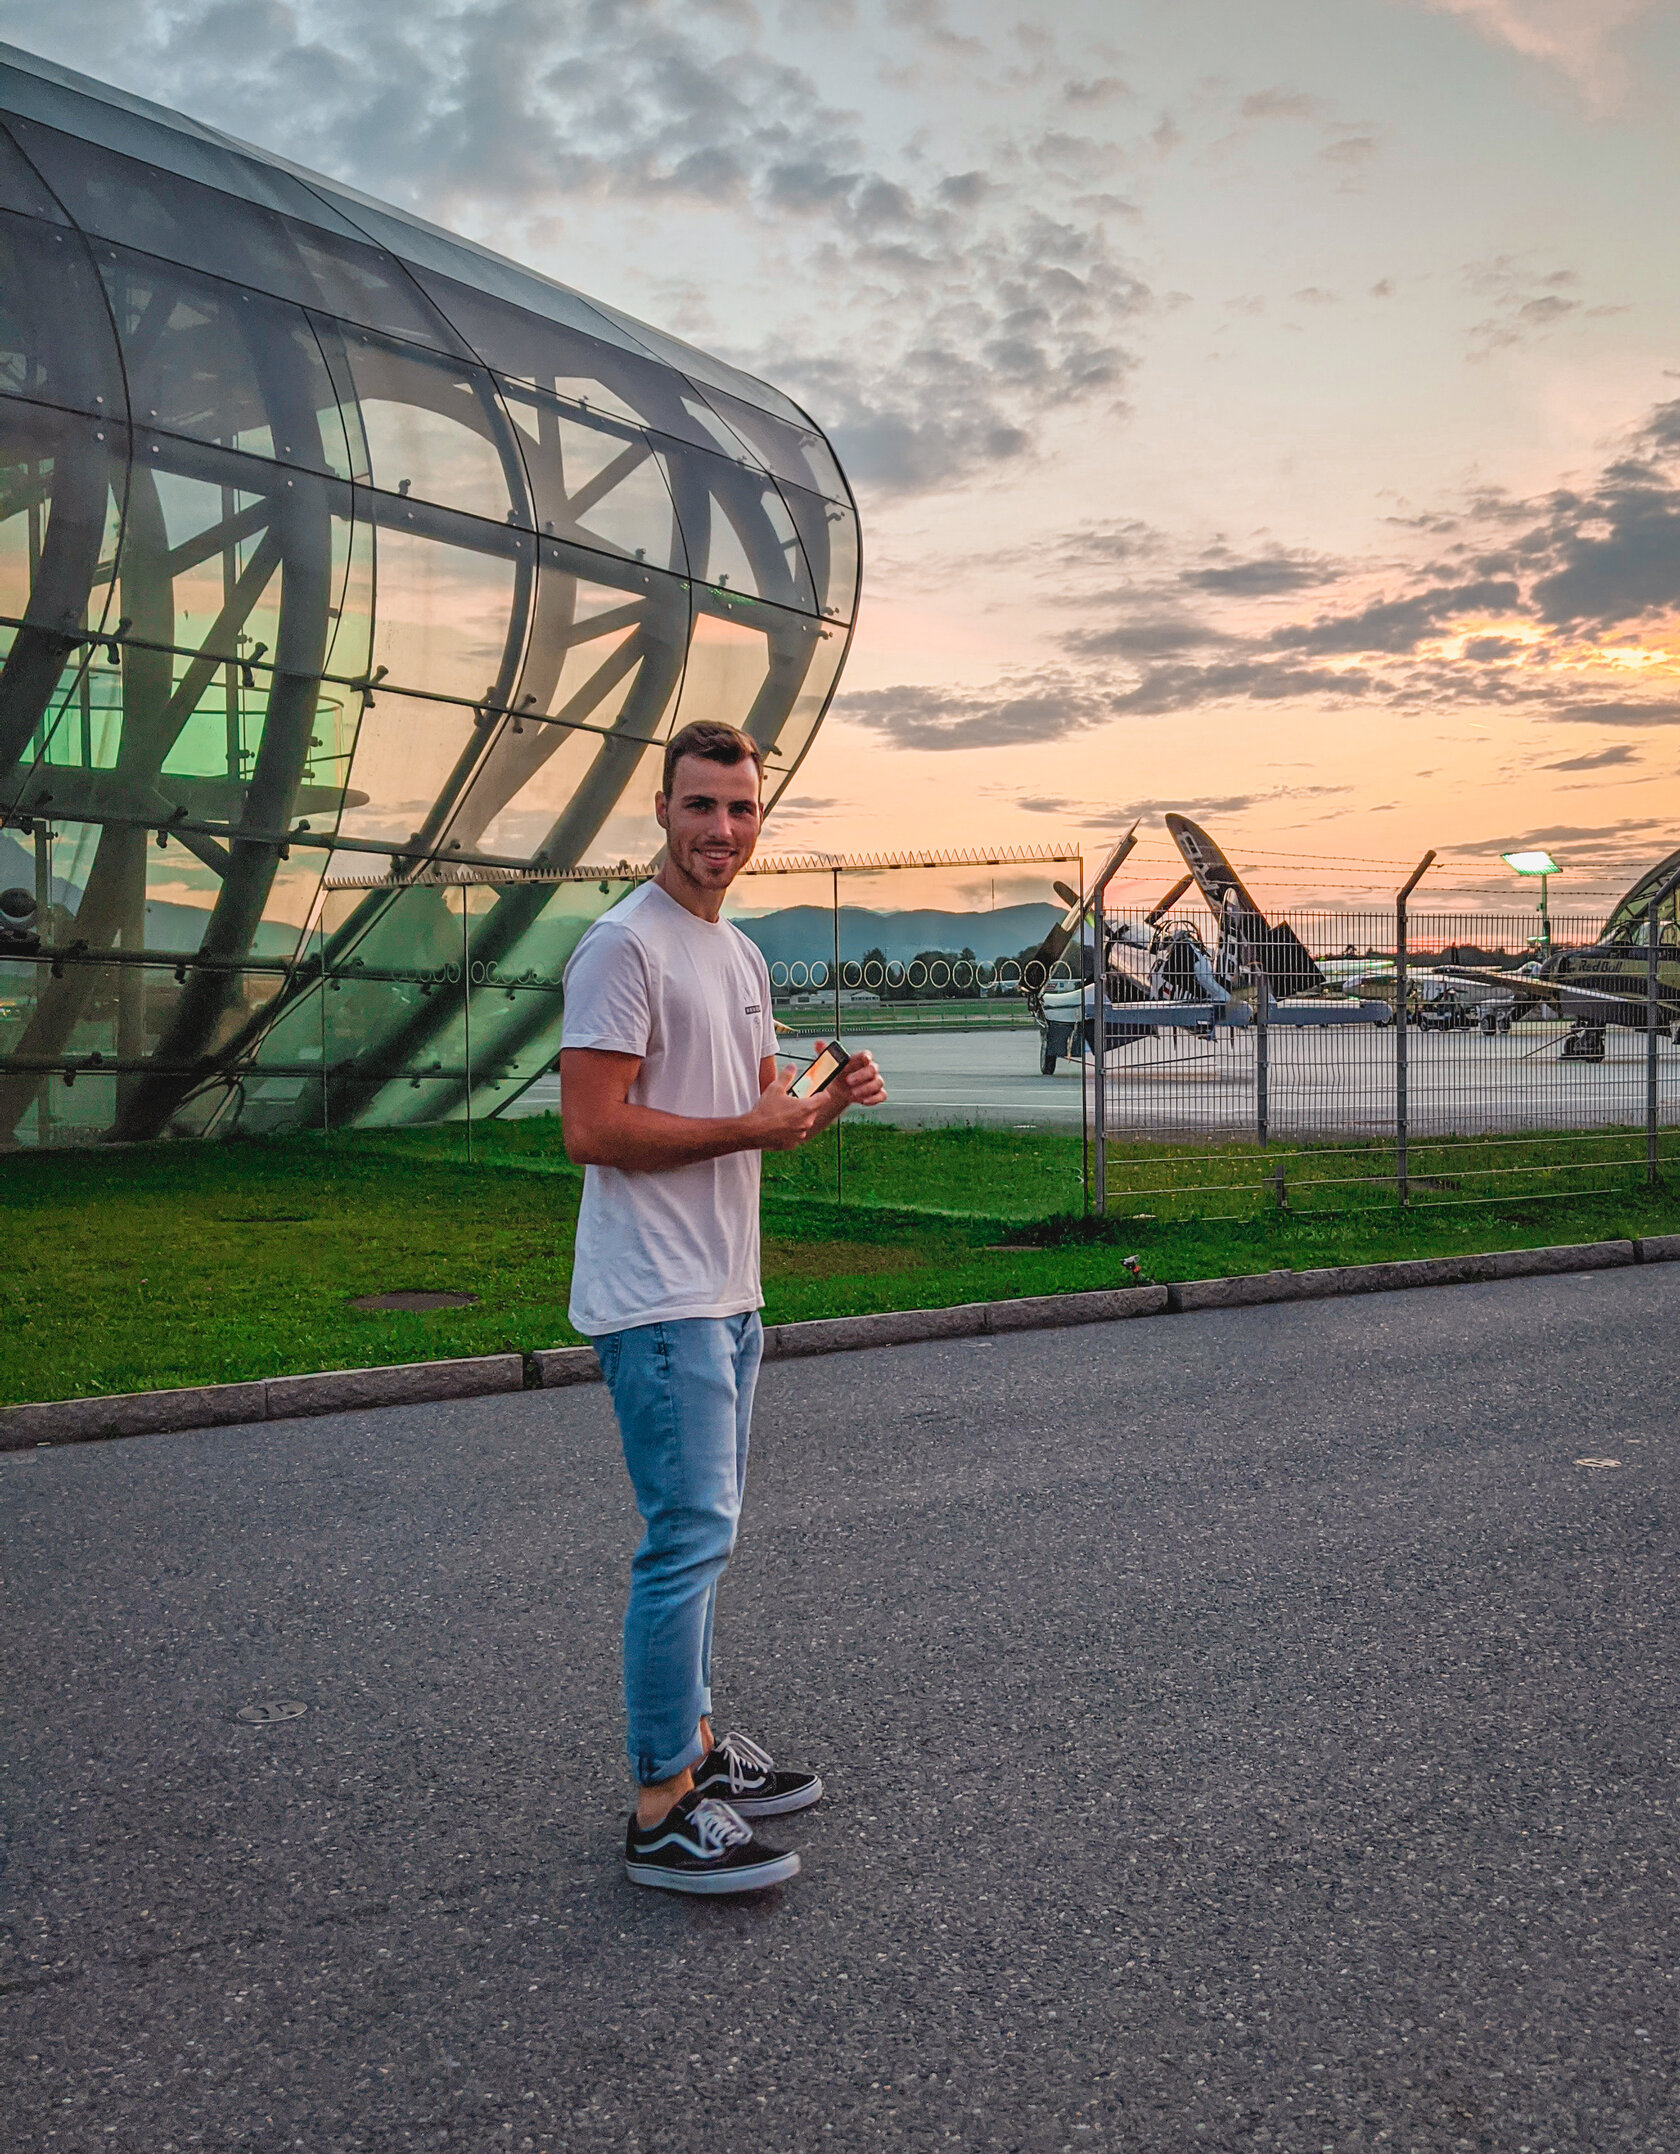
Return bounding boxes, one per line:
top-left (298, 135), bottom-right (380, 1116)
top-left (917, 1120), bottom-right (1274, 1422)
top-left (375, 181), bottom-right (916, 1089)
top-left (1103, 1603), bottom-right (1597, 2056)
top-left (0, 43), bottom-right (858, 1146)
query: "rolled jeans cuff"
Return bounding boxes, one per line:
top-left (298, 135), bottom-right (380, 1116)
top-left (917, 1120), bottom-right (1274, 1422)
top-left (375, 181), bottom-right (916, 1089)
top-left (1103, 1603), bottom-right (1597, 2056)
top-left (637, 1725), bottom-right (708, 1789)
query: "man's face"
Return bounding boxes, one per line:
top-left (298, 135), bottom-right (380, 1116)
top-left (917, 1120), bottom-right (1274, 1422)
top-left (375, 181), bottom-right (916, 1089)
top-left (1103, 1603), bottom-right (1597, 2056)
top-left (656, 752), bottom-right (763, 891)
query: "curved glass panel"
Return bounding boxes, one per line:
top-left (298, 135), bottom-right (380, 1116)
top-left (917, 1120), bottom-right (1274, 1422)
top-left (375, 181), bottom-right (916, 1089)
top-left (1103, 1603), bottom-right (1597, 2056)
top-left (779, 482), bottom-right (860, 625)
top-left (662, 439), bottom-right (817, 613)
top-left (694, 385), bottom-right (850, 505)
top-left (8, 116), bottom-right (465, 355)
top-left (0, 210), bottom-right (123, 420)
top-left (0, 122), bottom-right (68, 220)
top-left (0, 43), bottom-right (859, 1146)
top-left (331, 329), bottom-right (524, 524)
top-left (101, 246), bottom-right (352, 479)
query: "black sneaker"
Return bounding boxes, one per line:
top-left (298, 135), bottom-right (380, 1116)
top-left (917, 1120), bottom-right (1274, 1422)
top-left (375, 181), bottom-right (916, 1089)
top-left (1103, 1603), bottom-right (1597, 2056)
top-left (624, 1792), bottom-right (800, 1896)
top-left (689, 1731), bottom-right (824, 1818)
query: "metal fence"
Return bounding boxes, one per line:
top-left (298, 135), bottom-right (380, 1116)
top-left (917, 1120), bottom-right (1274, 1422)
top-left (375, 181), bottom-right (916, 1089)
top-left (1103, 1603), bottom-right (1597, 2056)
top-left (1086, 902), bottom-right (1680, 1218)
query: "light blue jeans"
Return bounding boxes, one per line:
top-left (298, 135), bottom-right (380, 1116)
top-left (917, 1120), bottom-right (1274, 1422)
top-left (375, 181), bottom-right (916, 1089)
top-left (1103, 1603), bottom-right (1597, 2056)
top-left (594, 1312), bottom-right (763, 1786)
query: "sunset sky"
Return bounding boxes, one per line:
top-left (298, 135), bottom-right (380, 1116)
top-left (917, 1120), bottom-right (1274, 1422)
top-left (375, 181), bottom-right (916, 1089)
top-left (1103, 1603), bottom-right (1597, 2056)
top-left (10, 0), bottom-right (1680, 912)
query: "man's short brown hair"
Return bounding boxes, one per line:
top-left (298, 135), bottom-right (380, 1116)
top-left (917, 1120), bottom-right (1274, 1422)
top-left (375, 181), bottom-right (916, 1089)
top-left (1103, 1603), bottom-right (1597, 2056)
top-left (661, 720), bottom-right (765, 800)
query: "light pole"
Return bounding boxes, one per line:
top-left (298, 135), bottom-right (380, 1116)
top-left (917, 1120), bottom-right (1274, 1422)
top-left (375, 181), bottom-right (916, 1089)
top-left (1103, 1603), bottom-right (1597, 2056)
top-left (1502, 848), bottom-right (1561, 952)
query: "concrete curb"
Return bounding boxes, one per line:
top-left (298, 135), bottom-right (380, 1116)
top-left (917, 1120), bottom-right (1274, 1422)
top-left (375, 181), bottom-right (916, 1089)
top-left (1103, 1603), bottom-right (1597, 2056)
top-left (0, 1356), bottom-right (524, 1452)
top-left (4, 1238), bottom-right (1672, 1451)
top-left (1166, 1238), bottom-right (1638, 1312)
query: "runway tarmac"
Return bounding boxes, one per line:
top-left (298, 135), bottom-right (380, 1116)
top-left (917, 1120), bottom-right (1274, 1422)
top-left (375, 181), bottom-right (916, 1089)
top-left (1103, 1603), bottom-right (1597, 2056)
top-left (509, 1021), bottom-right (1680, 1138)
top-left (508, 1026), bottom-right (1087, 1130)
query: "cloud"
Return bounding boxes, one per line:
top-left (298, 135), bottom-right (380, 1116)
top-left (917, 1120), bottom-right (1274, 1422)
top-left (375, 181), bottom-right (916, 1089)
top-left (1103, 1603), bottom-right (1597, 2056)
top-left (1239, 87), bottom-right (1321, 120)
top-left (1183, 549), bottom-right (1340, 597)
top-left (1550, 700), bottom-right (1680, 725)
top-left (1541, 744), bottom-right (1641, 769)
top-left (883, 0), bottom-right (984, 53)
top-left (1445, 814), bottom-right (1673, 855)
top-left (834, 675), bottom-right (1103, 749)
top-left (1064, 75), bottom-right (1130, 105)
top-left (1099, 660), bottom-right (1375, 716)
top-left (1464, 255), bottom-right (1588, 357)
top-left (1409, 0), bottom-right (1657, 114)
top-left (1, 0), bottom-right (1150, 499)
top-left (1063, 608), bottom-right (1226, 658)
top-left (1017, 786), bottom-right (1350, 826)
top-left (1270, 577), bottom-right (1521, 655)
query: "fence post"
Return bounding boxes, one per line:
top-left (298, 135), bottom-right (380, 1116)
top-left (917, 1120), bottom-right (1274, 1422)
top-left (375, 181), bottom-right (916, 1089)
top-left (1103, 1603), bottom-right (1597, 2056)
top-left (1085, 828), bottom-right (1139, 1218)
top-left (1395, 851), bottom-right (1435, 1205)
top-left (461, 881), bottom-right (474, 1165)
top-left (1093, 882), bottom-right (1107, 1216)
top-left (319, 912), bottom-right (329, 1140)
top-left (1637, 859), bottom-right (1680, 1187)
top-left (1253, 964), bottom-right (1270, 1149)
top-left (1079, 852), bottom-right (1089, 1216)
top-left (1649, 895), bottom-right (1661, 1188)
top-left (832, 865), bottom-right (843, 1209)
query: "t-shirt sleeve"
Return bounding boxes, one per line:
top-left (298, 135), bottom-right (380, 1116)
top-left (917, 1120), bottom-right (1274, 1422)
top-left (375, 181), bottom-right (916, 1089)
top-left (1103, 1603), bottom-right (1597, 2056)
top-left (754, 948), bottom-right (778, 1062)
top-left (561, 924), bottom-right (652, 1056)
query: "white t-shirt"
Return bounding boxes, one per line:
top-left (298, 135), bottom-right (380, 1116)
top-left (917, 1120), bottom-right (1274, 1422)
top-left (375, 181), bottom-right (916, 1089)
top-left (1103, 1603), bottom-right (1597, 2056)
top-left (561, 880), bottom-right (778, 1336)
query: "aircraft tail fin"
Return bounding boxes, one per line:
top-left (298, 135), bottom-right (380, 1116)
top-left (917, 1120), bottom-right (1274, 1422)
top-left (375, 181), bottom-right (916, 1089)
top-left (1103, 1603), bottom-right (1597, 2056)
top-left (1258, 920), bottom-right (1330, 996)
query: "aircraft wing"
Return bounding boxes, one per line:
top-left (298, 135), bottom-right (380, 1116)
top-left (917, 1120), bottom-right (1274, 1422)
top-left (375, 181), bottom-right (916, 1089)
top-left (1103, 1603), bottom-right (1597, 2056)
top-left (1436, 964), bottom-right (1680, 1015)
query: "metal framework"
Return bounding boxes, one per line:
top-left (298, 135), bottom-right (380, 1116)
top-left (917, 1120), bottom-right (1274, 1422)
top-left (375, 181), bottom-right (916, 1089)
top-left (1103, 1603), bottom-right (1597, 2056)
top-left (0, 44), bottom-right (859, 1144)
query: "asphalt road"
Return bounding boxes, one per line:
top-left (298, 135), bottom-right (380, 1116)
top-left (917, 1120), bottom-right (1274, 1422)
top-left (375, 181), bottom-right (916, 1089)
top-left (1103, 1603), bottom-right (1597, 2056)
top-left (3, 1269), bottom-right (1677, 2151)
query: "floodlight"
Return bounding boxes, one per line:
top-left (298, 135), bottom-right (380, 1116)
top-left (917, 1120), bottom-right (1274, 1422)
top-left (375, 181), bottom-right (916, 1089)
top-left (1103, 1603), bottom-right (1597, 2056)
top-left (1502, 849), bottom-right (1561, 952)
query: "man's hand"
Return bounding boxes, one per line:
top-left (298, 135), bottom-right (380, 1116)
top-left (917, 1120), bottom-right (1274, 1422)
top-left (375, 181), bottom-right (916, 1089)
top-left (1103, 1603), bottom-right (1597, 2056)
top-left (744, 1062), bottom-right (824, 1152)
top-left (808, 1041), bottom-right (888, 1127)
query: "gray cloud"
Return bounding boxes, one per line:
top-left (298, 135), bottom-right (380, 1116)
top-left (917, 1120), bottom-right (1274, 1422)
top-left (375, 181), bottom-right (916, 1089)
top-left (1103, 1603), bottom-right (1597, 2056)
top-left (1063, 75), bottom-right (1130, 105)
top-left (1240, 88), bottom-right (1320, 119)
top-left (2, 0), bottom-right (1150, 498)
top-left (1445, 816), bottom-right (1674, 857)
top-left (1183, 549), bottom-right (1339, 597)
top-left (1103, 660), bottom-right (1374, 716)
top-left (1541, 744), bottom-right (1641, 771)
top-left (1017, 786), bottom-right (1349, 826)
top-left (1065, 608), bottom-right (1226, 659)
top-left (1270, 578), bottom-right (1520, 655)
top-left (834, 675), bottom-right (1103, 750)
top-left (1464, 256), bottom-right (1591, 358)
top-left (1550, 700), bottom-right (1680, 726)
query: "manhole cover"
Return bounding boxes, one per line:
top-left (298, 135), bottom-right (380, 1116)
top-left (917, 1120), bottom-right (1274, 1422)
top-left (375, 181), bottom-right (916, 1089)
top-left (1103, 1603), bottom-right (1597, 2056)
top-left (349, 1290), bottom-right (478, 1312)
top-left (235, 1701), bottom-right (306, 1725)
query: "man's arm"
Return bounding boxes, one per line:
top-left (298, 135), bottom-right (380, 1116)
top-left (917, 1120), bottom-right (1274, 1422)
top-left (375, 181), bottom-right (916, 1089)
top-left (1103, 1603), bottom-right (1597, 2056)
top-left (560, 1048), bottom-right (822, 1172)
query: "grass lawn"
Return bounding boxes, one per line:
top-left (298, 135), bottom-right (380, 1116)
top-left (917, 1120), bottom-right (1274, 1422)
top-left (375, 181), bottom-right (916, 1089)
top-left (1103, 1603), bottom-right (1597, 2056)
top-left (5, 1113), bottom-right (1680, 1406)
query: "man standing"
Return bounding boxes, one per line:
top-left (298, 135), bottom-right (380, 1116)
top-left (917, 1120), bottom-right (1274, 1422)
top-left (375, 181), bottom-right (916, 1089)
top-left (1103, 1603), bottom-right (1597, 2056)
top-left (561, 720), bottom-right (885, 1895)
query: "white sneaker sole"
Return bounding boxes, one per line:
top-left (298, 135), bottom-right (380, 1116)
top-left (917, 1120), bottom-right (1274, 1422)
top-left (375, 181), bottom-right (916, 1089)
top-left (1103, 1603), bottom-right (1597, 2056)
top-left (719, 1774), bottom-right (824, 1819)
top-left (625, 1849), bottom-right (801, 1895)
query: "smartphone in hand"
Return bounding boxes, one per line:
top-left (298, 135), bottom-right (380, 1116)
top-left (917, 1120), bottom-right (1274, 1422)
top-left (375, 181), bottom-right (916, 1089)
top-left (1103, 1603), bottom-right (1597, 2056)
top-left (789, 1042), bottom-right (853, 1099)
